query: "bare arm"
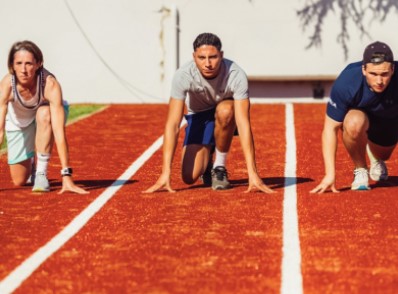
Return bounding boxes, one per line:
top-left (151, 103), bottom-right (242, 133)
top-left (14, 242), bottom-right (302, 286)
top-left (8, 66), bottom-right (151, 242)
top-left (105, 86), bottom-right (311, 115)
top-left (45, 76), bottom-right (68, 167)
top-left (310, 115), bottom-right (342, 193)
top-left (44, 76), bottom-right (88, 194)
top-left (143, 97), bottom-right (185, 193)
top-left (234, 98), bottom-right (274, 193)
top-left (0, 75), bottom-right (12, 147)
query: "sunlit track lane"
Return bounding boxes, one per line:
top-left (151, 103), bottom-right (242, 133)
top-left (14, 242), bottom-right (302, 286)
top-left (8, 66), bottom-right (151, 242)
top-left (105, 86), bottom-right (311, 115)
top-left (0, 105), bottom-right (169, 282)
top-left (14, 104), bottom-right (286, 293)
top-left (295, 103), bottom-right (398, 293)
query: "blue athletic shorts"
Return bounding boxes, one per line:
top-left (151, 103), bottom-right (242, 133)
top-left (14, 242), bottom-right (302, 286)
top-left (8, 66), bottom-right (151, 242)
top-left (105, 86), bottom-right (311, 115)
top-left (183, 108), bottom-right (216, 146)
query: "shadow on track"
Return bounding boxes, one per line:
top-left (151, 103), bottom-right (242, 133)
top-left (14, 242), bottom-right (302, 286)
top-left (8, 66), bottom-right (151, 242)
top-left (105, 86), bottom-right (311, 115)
top-left (49, 179), bottom-right (138, 191)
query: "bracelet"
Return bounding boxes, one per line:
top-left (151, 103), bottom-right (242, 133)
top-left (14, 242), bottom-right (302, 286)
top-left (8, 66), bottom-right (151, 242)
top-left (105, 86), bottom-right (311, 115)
top-left (61, 167), bottom-right (73, 177)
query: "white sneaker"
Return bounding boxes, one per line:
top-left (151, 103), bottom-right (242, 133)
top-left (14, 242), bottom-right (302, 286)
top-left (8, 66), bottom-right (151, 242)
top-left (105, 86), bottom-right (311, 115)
top-left (26, 160), bottom-right (36, 185)
top-left (351, 168), bottom-right (370, 190)
top-left (369, 160), bottom-right (388, 181)
top-left (32, 172), bottom-right (50, 192)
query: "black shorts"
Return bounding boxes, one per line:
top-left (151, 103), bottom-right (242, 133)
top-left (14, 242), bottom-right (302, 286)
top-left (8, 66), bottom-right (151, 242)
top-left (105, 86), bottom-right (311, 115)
top-left (368, 114), bottom-right (398, 147)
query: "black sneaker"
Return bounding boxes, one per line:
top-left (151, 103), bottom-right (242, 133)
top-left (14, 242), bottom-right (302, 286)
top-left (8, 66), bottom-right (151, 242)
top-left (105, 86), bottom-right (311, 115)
top-left (211, 166), bottom-right (231, 190)
top-left (201, 159), bottom-right (213, 187)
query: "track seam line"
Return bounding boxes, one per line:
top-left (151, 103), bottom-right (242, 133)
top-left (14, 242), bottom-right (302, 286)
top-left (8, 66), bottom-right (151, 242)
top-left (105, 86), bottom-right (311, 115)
top-left (281, 103), bottom-right (303, 294)
top-left (0, 135), bottom-right (165, 294)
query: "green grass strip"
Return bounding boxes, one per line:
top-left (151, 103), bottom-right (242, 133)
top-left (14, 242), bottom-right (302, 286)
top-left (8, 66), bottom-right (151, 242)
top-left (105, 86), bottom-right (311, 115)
top-left (1, 104), bottom-right (106, 153)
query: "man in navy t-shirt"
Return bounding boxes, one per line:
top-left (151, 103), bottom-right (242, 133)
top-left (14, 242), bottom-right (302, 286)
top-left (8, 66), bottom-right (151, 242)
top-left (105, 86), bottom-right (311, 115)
top-left (311, 41), bottom-right (398, 193)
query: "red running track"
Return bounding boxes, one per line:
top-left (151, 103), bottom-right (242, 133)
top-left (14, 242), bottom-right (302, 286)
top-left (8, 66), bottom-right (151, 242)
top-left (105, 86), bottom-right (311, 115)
top-left (1, 103), bottom-right (398, 293)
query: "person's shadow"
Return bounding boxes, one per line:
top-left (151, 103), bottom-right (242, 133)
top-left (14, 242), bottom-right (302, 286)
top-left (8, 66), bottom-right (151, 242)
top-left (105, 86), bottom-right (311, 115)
top-left (315, 176), bottom-right (398, 192)
top-left (371, 176), bottom-right (398, 189)
top-left (232, 177), bottom-right (313, 189)
top-left (49, 179), bottom-right (137, 191)
top-left (174, 176), bottom-right (313, 192)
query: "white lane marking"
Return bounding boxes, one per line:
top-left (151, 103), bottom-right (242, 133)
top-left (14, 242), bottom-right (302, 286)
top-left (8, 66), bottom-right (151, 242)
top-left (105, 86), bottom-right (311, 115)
top-left (281, 103), bottom-right (303, 294)
top-left (0, 135), bottom-right (165, 294)
top-left (251, 97), bottom-right (328, 104)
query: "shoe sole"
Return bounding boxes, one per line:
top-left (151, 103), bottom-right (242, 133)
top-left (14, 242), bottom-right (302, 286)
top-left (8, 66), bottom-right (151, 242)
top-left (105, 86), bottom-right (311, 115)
top-left (32, 187), bottom-right (50, 192)
top-left (351, 185), bottom-right (371, 191)
top-left (212, 184), bottom-right (231, 190)
top-left (369, 174), bottom-right (388, 181)
top-left (201, 176), bottom-right (212, 187)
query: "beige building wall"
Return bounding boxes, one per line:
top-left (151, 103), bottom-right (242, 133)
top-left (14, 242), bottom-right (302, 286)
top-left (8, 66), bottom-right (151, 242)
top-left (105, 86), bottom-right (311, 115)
top-left (0, 0), bottom-right (397, 103)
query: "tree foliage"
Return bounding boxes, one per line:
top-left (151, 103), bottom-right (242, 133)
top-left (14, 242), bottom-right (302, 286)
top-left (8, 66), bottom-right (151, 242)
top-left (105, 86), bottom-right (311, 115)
top-left (297, 0), bottom-right (398, 59)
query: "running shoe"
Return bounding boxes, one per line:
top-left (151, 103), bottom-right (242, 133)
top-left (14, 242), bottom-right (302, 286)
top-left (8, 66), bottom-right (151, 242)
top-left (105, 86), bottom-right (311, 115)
top-left (211, 166), bottom-right (231, 190)
top-left (369, 159), bottom-right (388, 181)
top-left (351, 168), bottom-right (370, 191)
top-left (26, 160), bottom-right (36, 185)
top-left (32, 172), bottom-right (50, 192)
top-left (201, 159), bottom-right (213, 187)
top-left (26, 173), bottom-right (35, 185)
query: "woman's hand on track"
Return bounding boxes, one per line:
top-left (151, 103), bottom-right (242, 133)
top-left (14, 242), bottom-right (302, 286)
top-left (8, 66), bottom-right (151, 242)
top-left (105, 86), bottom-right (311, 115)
top-left (59, 176), bottom-right (89, 194)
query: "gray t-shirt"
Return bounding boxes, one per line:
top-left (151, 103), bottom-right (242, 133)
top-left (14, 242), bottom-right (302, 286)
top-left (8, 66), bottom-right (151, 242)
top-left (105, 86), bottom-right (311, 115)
top-left (170, 58), bottom-right (249, 114)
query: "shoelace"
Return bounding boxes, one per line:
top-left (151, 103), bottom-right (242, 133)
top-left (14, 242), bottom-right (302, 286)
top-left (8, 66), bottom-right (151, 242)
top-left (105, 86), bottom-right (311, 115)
top-left (372, 160), bottom-right (385, 174)
top-left (213, 168), bottom-right (228, 181)
top-left (354, 168), bottom-right (368, 182)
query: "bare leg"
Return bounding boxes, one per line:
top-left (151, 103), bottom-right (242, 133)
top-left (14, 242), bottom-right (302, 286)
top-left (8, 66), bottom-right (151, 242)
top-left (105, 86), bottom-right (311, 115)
top-left (32, 106), bottom-right (53, 192)
top-left (214, 99), bottom-right (235, 154)
top-left (35, 106), bottom-right (53, 154)
top-left (9, 159), bottom-right (32, 186)
top-left (342, 109), bottom-right (369, 168)
top-left (368, 141), bottom-right (395, 161)
top-left (181, 144), bottom-right (212, 184)
top-left (181, 99), bottom-right (236, 185)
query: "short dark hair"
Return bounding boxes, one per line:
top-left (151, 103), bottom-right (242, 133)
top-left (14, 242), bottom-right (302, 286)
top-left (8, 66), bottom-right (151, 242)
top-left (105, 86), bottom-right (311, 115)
top-left (193, 33), bottom-right (222, 51)
top-left (7, 40), bottom-right (43, 75)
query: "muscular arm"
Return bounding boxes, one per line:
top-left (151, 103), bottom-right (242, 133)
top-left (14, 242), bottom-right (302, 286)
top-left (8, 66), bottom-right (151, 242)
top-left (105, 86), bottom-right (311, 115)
top-left (234, 99), bottom-right (256, 173)
top-left (162, 98), bottom-right (185, 174)
top-left (143, 97), bottom-right (185, 193)
top-left (234, 98), bottom-right (274, 193)
top-left (44, 76), bottom-right (69, 168)
top-left (322, 116), bottom-right (342, 178)
top-left (310, 115), bottom-right (342, 193)
top-left (0, 75), bottom-right (12, 146)
top-left (44, 75), bottom-right (88, 194)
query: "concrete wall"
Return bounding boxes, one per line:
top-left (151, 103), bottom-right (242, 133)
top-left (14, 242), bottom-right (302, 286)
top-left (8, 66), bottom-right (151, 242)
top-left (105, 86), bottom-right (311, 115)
top-left (0, 0), bottom-right (397, 103)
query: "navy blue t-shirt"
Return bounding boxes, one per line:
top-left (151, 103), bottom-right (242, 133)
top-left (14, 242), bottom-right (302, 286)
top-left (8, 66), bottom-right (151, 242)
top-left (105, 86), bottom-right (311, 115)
top-left (327, 61), bottom-right (398, 122)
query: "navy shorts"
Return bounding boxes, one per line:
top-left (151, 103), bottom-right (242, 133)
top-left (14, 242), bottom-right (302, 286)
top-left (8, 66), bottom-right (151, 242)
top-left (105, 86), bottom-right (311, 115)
top-left (368, 114), bottom-right (398, 147)
top-left (184, 108), bottom-right (216, 146)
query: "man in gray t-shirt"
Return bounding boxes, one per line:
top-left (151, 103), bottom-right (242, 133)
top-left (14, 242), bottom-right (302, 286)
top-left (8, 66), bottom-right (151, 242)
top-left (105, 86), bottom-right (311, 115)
top-left (144, 32), bottom-right (274, 193)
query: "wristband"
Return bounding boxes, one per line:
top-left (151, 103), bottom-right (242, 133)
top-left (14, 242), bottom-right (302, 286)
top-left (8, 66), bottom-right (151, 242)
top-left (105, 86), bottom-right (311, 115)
top-left (61, 167), bottom-right (73, 177)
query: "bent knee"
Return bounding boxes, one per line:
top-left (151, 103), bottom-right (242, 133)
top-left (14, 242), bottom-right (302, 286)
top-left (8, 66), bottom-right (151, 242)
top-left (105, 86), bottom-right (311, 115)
top-left (12, 178), bottom-right (27, 186)
top-left (343, 115), bottom-right (368, 139)
top-left (36, 106), bottom-right (52, 125)
top-left (182, 173), bottom-right (197, 185)
top-left (216, 107), bottom-right (234, 127)
top-left (343, 121), bottom-right (367, 139)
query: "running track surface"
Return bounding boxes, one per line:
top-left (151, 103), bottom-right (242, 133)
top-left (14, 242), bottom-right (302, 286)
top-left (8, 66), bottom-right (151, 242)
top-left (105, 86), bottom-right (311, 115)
top-left (1, 103), bottom-right (398, 293)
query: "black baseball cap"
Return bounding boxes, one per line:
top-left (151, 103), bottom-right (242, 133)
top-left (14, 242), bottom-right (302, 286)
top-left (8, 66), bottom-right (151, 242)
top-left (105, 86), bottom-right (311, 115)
top-left (363, 41), bottom-right (394, 64)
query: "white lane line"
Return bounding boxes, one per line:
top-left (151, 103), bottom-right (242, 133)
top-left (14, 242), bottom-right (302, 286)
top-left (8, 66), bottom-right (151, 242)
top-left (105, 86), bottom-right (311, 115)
top-left (281, 103), bottom-right (303, 294)
top-left (250, 97), bottom-right (328, 104)
top-left (0, 135), bottom-right (165, 294)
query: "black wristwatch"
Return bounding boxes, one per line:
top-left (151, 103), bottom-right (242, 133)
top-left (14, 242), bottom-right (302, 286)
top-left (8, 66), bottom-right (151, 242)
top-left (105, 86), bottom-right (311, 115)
top-left (61, 167), bottom-right (73, 177)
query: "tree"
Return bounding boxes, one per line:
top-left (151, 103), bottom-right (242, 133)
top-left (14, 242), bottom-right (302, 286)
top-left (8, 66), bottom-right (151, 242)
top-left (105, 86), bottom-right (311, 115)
top-left (297, 0), bottom-right (398, 59)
